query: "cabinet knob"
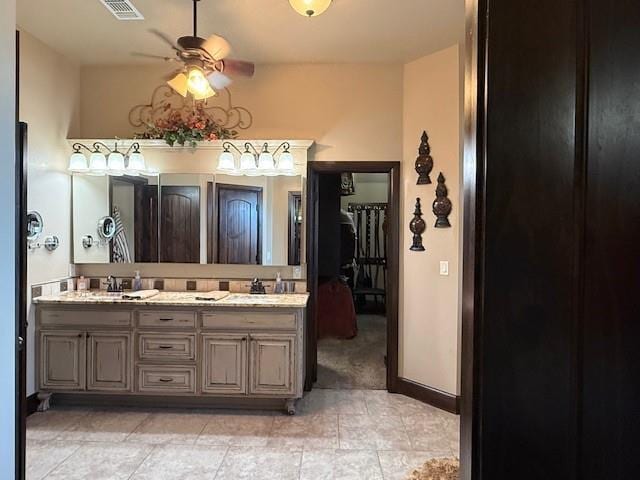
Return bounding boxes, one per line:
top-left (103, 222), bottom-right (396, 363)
top-left (159, 377), bottom-right (173, 383)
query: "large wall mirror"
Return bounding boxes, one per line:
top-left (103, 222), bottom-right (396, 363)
top-left (71, 144), bottom-right (307, 266)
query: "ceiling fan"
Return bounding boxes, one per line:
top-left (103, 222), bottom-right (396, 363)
top-left (133, 0), bottom-right (255, 100)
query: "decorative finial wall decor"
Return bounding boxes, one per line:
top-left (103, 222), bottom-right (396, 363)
top-left (415, 131), bottom-right (434, 185)
top-left (409, 198), bottom-right (426, 251)
top-left (432, 172), bottom-right (452, 228)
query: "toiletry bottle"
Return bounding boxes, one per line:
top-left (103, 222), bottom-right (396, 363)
top-left (275, 272), bottom-right (283, 294)
top-left (133, 271), bottom-right (143, 291)
top-left (78, 276), bottom-right (87, 296)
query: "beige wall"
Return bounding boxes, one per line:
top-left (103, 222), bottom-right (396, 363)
top-left (19, 30), bottom-right (81, 394)
top-left (80, 63), bottom-right (404, 162)
top-left (400, 45), bottom-right (462, 395)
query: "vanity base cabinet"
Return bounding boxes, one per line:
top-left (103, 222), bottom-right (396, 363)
top-left (40, 331), bottom-right (86, 391)
top-left (87, 333), bottom-right (132, 392)
top-left (202, 334), bottom-right (248, 395)
top-left (249, 334), bottom-right (296, 396)
top-left (36, 305), bottom-right (306, 414)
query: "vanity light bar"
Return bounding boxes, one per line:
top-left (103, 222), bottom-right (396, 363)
top-left (68, 142), bottom-right (156, 177)
top-left (217, 142), bottom-right (297, 176)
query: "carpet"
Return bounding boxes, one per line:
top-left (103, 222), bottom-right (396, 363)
top-left (407, 458), bottom-right (459, 480)
top-left (315, 314), bottom-right (387, 389)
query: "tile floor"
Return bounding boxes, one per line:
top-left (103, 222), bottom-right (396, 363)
top-left (26, 389), bottom-right (459, 480)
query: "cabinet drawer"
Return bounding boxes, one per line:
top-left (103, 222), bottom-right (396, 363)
top-left (138, 334), bottom-right (196, 361)
top-left (40, 310), bottom-right (131, 328)
top-left (138, 311), bottom-right (196, 328)
top-left (137, 365), bottom-right (196, 394)
top-left (202, 312), bottom-right (296, 330)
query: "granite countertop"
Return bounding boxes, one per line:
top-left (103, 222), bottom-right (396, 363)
top-left (33, 291), bottom-right (310, 309)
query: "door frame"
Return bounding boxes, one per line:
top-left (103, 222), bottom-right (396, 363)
top-left (305, 161), bottom-right (400, 392)
top-left (210, 182), bottom-right (263, 265)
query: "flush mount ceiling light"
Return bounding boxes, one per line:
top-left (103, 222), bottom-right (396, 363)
top-left (289, 0), bottom-right (333, 17)
top-left (219, 142), bottom-right (296, 176)
top-left (133, 0), bottom-right (255, 100)
top-left (69, 142), bottom-right (153, 177)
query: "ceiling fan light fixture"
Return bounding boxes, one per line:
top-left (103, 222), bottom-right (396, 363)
top-left (167, 72), bottom-right (188, 97)
top-left (289, 0), bottom-right (332, 17)
top-left (186, 66), bottom-right (211, 96)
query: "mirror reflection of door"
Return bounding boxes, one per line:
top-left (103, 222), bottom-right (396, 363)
top-left (134, 184), bottom-right (159, 262)
top-left (160, 185), bottom-right (200, 263)
top-left (216, 184), bottom-right (262, 264)
top-left (288, 192), bottom-right (302, 265)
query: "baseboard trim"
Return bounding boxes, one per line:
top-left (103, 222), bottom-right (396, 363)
top-left (26, 392), bottom-right (39, 416)
top-left (393, 378), bottom-right (460, 414)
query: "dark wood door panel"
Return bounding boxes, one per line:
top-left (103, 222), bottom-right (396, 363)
top-left (160, 186), bottom-right (200, 263)
top-left (217, 185), bottom-right (261, 264)
top-left (480, 0), bottom-right (579, 477)
top-left (134, 184), bottom-right (158, 262)
top-left (582, 1), bottom-right (640, 477)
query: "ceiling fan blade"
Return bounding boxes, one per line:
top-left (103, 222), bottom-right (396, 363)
top-left (131, 52), bottom-right (175, 62)
top-left (149, 28), bottom-right (183, 52)
top-left (221, 59), bottom-right (255, 78)
top-left (207, 71), bottom-right (233, 90)
top-left (202, 34), bottom-right (231, 61)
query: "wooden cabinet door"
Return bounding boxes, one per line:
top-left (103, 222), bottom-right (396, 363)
top-left (202, 334), bottom-right (247, 394)
top-left (249, 334), bottom-right (295, 395)
top-left (87, 332), bottom-right (131, 391)
top-left (40, 331), bottom-right (85, 391)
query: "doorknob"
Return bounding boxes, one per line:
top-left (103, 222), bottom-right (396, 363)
top-left (17, 336), bottom-right (24, 351)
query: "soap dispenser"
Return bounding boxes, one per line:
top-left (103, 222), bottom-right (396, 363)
top-left (133, 271), bottom-right (143, 291)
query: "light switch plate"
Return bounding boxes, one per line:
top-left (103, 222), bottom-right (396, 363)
top-left (439, 261), bottom-right (449, 276)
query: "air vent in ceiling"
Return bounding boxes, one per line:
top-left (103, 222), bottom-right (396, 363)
top-left (99, 0), bottom-right (144, 20)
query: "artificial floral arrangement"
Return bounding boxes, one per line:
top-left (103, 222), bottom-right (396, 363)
top-left (136, 103), bottom-right (237, 147)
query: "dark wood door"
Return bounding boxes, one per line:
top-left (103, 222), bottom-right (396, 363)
top-left (160, 186), bottom-right (200, 263)
top-left (466, 0), bottom-right (640, 478)
top-left (217, 185), bottom-right (261, 264)
top-left (134, 184), bottom-right (158, 262)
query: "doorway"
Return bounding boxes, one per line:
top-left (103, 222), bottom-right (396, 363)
top-left (306, 161), bottom-right (400, 392)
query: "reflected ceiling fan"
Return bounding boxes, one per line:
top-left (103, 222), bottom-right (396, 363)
top-left (133, 0), bottom-right (255, 100)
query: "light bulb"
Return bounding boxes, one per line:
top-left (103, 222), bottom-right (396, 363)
top-left (258, 151), bottom-right (275, 171)
top-left (107, 151), bottom-right (125, 175)
top-left (68, 152), bottom-right (88, 172)
top-left (218, 151), bottom-right (236, 171)
top-left (240, 152), bottom-right (256, 171)
top-left (127, 151), bottom-right (146, 174)
top-left (187, 67), bottom-right (211, 97)
top-left (289, 0), bottom-right (332, 17)
top-left (88, 151), bottom-right (107, 176)
top-left (278, 151), bottom-right (294, 171)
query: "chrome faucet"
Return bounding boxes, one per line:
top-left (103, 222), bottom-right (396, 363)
top-left (250, 278), bottom-right (266, 294)
top-left (104, 276), bottom-right (123, 293)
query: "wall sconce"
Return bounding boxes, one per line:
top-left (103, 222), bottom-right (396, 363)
top-left (218, 141), bottom-right (296, 176)
top-left (69, 141), bottom-right (153, 177)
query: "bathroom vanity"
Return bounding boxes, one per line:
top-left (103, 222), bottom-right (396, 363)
top-left (33, 291), bottom-right (308, 414)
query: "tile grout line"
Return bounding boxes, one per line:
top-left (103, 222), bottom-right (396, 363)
top-left (37, 441), bottom-right (83, 480)
top-left (125, 444), bottom-right (158, 480)
top-left (375, 449), bottom-right (387, 480)
top-left (212, 446), bottom-right (230, 480)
